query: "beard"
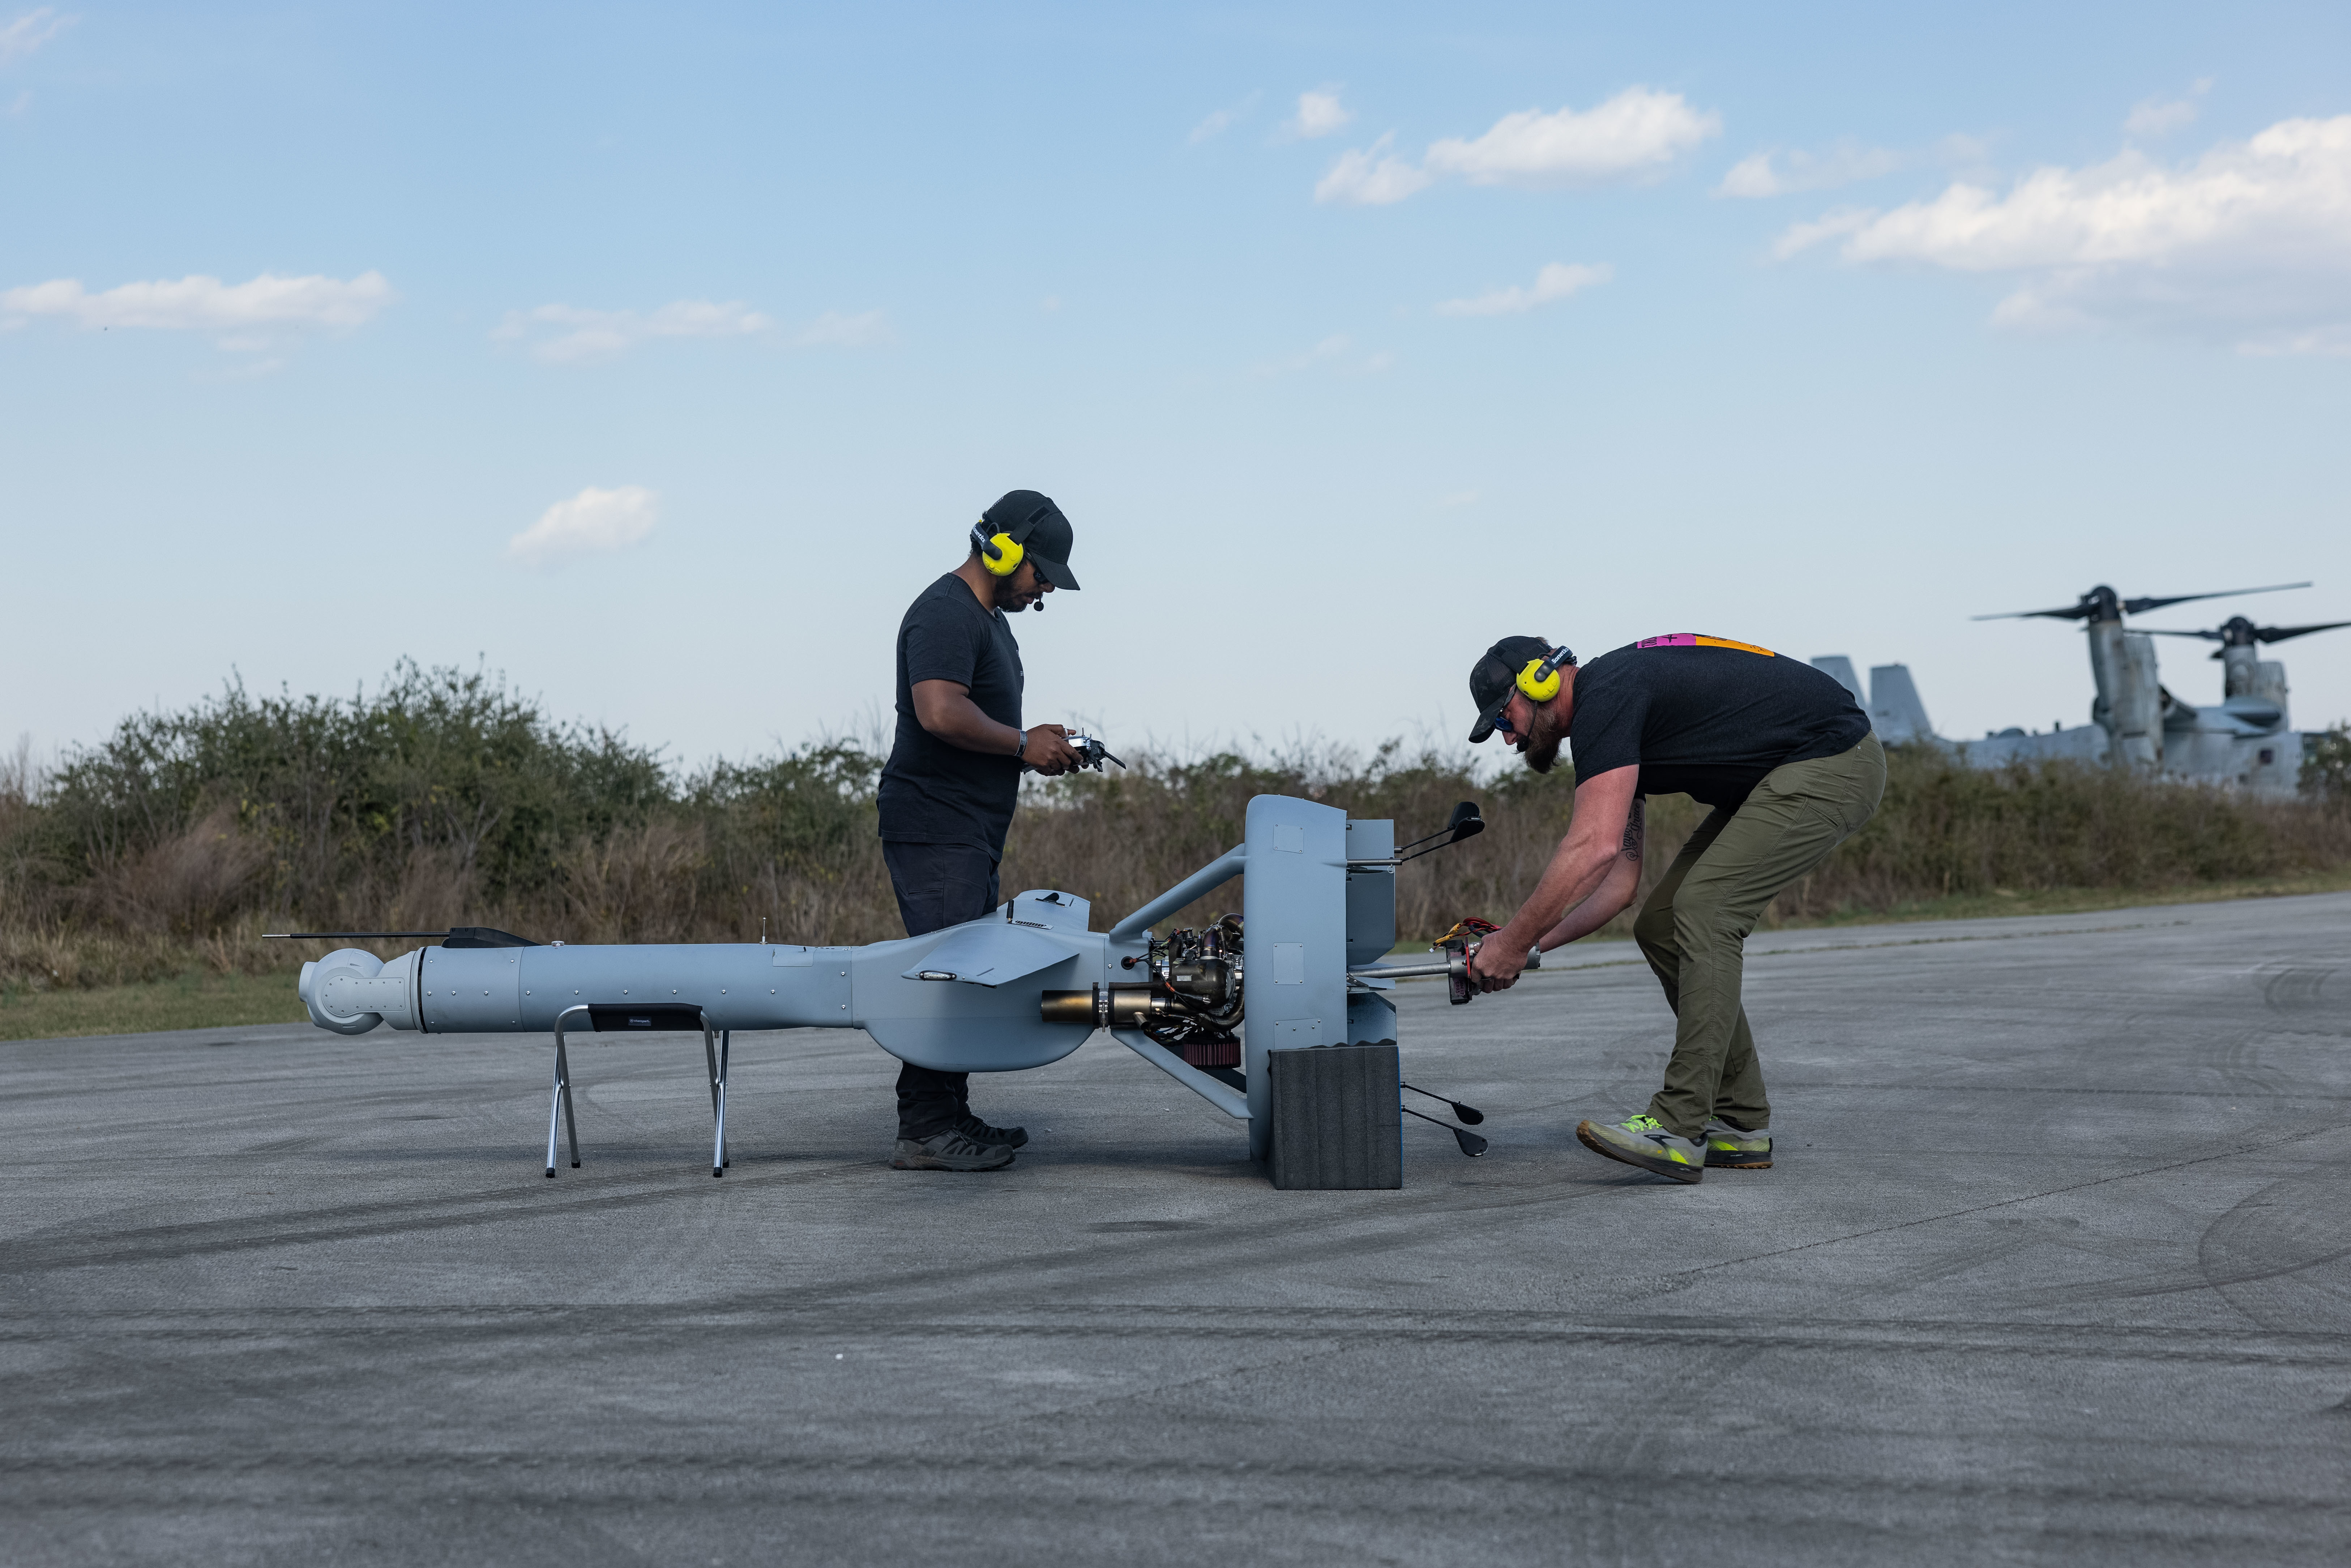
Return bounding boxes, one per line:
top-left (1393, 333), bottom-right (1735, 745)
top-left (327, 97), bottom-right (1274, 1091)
top-left (993, 558), bottom-right (1055, 612)
top-left (1518, 706), bottom-right (1566, 774)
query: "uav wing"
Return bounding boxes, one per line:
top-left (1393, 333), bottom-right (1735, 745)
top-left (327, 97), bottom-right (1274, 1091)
top-left (899, 923), bottom-right (1075, 986)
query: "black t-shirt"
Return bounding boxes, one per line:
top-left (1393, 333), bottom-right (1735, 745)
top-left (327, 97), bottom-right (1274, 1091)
top-left (1566, 635), bottom-right (1869, 808)
top-left (879, 573), bottom-right (1026, 856)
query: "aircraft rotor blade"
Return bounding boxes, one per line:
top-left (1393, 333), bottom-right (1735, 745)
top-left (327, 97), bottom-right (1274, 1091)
top-left (2136, 628), bottom-right (2226, 640)
top-left (2255, 619), bottom-right (2351, 644)
top-left (2120, 582), bottom-right (2311, 615)
top-left (1970, 605), bottom-right (2092, 622)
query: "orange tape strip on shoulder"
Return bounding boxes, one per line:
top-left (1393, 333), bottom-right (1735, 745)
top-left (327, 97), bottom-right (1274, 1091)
top-left (1636, 632), bottom-right (1778, 657)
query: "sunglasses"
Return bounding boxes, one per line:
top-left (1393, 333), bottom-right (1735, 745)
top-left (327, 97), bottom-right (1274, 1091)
top-left (1490, 705), bottom-right (1520, 739)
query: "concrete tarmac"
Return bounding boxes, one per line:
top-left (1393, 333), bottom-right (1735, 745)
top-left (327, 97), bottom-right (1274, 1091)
top-left (4, 893), bottom-right (2349, 1565)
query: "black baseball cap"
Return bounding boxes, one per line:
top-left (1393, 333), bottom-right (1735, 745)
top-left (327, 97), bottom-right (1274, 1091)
top-left (981, 490), bottom-right (1080, 590)
top-left (1468, 636), bottom-right (1573, 743)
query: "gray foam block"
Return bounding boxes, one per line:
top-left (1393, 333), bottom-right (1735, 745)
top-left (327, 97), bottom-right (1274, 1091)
top-left (1268, 1042), bottom-right (1402, 1190)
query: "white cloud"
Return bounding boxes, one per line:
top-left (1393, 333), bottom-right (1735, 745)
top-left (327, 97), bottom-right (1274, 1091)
top-left (1770, 207), bottom-right (1873, 259)
top-left (0, 271), bottom-right (394, 336)
top-left (494, 299), bottom-right (886, 361)
top-left (2126, 80), bottom-right (2211, 139)
top-left (495, 298), bottom-right (773, 364)
top-left (1424, 87), bottom-right (1719, 187)
top-left (1316, 87), bottom-right (1719, 206)
top-left (795, 308), bottom-right (891, 347)
top-left (1257, 333), bottom-right (1351, 375)
top-left (1436, 261), bottom-right (1612, 317)
top-left (507, 486), bottom-right (658, 567)
top-left (1935, 132), bottom-right (1996, 172)
top-left (1834, 122), bottom-right (2351, 270)
top-left (1775, 116), bottom-right (2351, 351)
top-left (2237, 325), bottom-right (2351, 357)
top-left (1314, 133), bottom-right (1433, 205)
top-left (1716, 153), bottom-right (1781, 199)
top-left (1252, 332), bottom-right (1390, 377)
top-left (1288, 88), bottom-right (1351, 140)
top-left (1716, 141), bottom-right (1905, 198)
top-left (1189, 92), bottom-right (1259, 144)
top-left (0, 8), bottom-right (72, 66)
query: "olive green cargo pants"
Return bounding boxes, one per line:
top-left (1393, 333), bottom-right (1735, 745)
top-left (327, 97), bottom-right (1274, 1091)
top-left (1632, 734), bottom-right (1886, 1140)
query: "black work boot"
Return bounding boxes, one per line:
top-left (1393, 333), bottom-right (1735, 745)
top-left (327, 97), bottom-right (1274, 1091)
top-left (890, 1128), bottom-right (1016, 1171)
top-left (956, 1112), bottom-right (1029, 1149)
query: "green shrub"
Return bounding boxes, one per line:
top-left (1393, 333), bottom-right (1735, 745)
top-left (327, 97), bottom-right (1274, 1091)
top-left (5, 666), bottom-right (2349, 989)
top-left (2303, 723), bottom-right (2351, 803)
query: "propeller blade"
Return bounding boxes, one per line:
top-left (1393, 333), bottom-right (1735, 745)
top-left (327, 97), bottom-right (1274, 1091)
top-left (1397, 800), bottom-right (1484, 855)
top-left (2137, 628), bottom-right (2226, 640)
top-left (2255, 620), bottom-right (2351, 644)
top-left (1397, 802), bottom-right (1489, 865)
top-left (2120, 582), bottom-right (2310, 615)
top-left (1402, 1083), bottom-right (1485, 1124)
top-left (1401, 1103), bottom-right (1488, 1156)
top-left (1970, 605), bottom-right (2093, 622)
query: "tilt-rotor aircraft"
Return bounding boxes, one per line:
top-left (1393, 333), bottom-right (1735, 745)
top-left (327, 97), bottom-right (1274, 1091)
top-left (1813, 582), bottom-right (2344, 795)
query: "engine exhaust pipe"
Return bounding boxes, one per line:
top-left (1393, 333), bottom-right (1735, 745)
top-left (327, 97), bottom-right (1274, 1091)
top-left (1040, 984), bottom-right (1176, 1029)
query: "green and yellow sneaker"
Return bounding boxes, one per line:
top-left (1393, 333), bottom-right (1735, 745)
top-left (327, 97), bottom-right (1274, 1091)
top-left (1703, 1119), bottom-right (1773, 1170)
top-left (1575, 1115), bottom-right (1705, 1184)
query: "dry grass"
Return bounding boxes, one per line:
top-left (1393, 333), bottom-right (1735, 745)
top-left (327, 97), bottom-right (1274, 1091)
top-left (8, 669), bottom-right (2350, 1030)
top-left (0, 970), bottom-right (307, 1042)
top-left (1000, 742), bottom-right (2351, 943)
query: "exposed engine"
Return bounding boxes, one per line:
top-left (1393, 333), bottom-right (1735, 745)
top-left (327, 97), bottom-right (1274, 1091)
top-left (1039, 913), bottom-right (1244, 1069)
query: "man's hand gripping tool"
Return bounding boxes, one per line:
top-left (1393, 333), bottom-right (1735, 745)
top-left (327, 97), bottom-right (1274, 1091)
top-left (1434, 917), bottom-right (1541, 1005)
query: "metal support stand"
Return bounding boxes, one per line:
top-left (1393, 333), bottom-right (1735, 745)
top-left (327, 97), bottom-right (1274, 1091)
top-left (547, 1005), bottom-right (586, 1176)
top-left (706, 1028), bottom-right (731, 1177)
top-left (542, 1003), bottom-right (728, 1179)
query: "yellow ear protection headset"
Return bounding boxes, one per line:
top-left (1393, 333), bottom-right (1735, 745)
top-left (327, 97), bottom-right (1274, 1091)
top-left (1516, 645), bottom-right (1574, 703)
top-left (971, 516), bottom-right (1033, 577)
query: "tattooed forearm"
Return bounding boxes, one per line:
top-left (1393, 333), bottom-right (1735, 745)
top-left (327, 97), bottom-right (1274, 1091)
top-left (1620, 798), bottom-right (1645, 861)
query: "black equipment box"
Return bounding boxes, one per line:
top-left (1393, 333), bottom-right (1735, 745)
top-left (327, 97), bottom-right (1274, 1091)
top-left (1268, 1043), bottom-right (1402, 1190)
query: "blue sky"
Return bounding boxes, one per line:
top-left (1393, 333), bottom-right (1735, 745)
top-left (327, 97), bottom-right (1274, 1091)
top-left (5, 1), bottom-right (2350, 773)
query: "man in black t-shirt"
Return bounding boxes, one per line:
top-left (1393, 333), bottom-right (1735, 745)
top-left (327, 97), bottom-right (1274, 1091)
top-left (875, 490), bottom-right (1086, 1171)
top-left (1462, 634), bottom-right (1885, 1185)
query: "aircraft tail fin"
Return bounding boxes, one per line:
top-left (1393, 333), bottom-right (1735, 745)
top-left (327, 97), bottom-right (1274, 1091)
top-left (1868, 663), bottom-right (1936, 744)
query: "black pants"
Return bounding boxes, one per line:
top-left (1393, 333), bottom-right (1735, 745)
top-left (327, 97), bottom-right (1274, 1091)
top-left (881, 840), bottom-right (1001, 1140)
